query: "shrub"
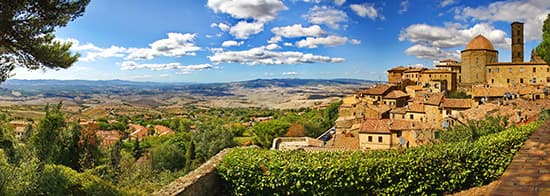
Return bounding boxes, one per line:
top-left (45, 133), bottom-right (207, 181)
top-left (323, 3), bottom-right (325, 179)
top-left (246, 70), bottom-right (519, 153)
top-left (217, 122), bottom-right (539, 195)
top-left (438, 116), bottom-right (509, 143)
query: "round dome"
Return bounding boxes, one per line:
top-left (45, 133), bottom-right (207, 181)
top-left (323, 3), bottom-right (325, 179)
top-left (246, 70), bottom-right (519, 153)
top-left (465, 35), bottom-right (495, 50)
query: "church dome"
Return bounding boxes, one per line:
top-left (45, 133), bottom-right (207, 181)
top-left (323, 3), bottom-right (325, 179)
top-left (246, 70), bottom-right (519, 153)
top-left (465, 35), bottom-right (495, 50)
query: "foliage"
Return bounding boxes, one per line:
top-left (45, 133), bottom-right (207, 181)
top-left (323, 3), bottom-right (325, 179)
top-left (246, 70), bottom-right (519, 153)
top-left (252, 119), bottom-right (291, 148)
top-left (536, 13), bottom-right (550, 63)
top-left (193, 123), bottom-right (235, 164)
top-left (538, 108), bottom-right (550, 121)
top-left (24, 164), bottom-right (122, 196)
top-left (446, 91), bottom-right (471, 99)
top-left (217, 122), bottom-right (539, 195)
top-left (0, 0), bottom-right (90, 82)
top-left (31, 103), bottom-right (66, 163)
top-left (151, 142), bottom-right (186, 171)
top-left (438, 115), bottom-right (509, 143)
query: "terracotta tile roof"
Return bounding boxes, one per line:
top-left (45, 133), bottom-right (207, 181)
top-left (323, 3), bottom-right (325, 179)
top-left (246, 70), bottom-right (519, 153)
top-left (440, 59), bottom-right (458, 63)
top-left (441, 98), bottom-right (473, 108)
top-left (471, 85), bottom-right (508, 97)
top-left (407, 102), bottom-right (425, 113)
top-left (154, 125), bottom-right (175, 136)
top-left (383, 90), bottom-right (409, 99)
top-left (406, 85), bottom-right (423, 91)
top-left (404, 68), bottom-right (426, 73)
top-left (96, 130), bottom-right (121, 147)
top-left (422, 69), bottom-right (453, 73)
top-left (330, 130), bottom-right (360, 150)
top-left (424, 92), bottom-right (445, 105)
top-left (129, 124), bottom-right (149, 140)
top-left (390, 107), bottom-right (407, 114)
top-left (362, 84), bottom-right (395, 95)
top-left (388, 66), bottom-right (409, 72)
top-left (359, 119), bottom-right (432, 133)
top-left (367, 104), bottom-right (392, 114)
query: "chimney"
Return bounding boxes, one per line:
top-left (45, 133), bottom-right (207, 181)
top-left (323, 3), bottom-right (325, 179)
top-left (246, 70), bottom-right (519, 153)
top-left (511, 22), bottom-right (524, 62)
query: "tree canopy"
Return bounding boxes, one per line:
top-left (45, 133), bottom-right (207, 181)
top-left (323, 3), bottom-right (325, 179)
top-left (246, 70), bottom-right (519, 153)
top-left (536, 13), bottom-right (550, 63)
top-left (0, 0), bottom-right (90, 82)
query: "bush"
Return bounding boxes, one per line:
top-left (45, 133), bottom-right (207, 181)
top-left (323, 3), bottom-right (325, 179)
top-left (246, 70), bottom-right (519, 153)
top-left (217, 122), bottom-right (539, 195)
top-left (438, 116), bottom-right (509, 143)
top-left (25, 164), bottom-right (123, 196)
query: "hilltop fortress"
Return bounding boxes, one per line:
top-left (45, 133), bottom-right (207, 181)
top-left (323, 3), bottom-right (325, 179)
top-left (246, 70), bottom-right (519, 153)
top-left (326, 22), bottom-right (550, 151)
top-left (389, 22), bottom-right (549, 95)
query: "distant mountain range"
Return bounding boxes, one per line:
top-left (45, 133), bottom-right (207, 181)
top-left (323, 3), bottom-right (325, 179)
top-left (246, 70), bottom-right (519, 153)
top-left (0, 78), bottom-right (377, 97)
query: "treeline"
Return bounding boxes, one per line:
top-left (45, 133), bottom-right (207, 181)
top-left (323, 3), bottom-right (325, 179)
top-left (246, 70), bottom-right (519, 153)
top-left (0, 101), bottom-right (342, 194)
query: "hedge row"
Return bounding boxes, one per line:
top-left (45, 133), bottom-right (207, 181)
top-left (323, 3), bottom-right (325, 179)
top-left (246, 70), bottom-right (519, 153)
top-left (217, 122), bottom-right (540, 195)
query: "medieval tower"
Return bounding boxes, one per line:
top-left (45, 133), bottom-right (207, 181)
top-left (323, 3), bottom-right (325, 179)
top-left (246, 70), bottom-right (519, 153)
top-left (511, 22), bottom-right (524, 62)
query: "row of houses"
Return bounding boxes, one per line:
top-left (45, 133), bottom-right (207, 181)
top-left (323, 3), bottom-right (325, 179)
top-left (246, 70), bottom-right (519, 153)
top-left (335, 83), bottom-right (475, 150)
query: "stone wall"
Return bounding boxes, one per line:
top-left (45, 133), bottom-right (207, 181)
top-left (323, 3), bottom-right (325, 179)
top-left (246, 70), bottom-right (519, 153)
top-left (154, 148), bottom-right (233, 196)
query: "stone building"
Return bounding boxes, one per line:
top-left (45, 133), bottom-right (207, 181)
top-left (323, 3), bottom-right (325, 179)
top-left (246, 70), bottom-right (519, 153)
top-left (358, 119), bottom-right (434, 150)
top-left (460, 35), bottom-right (499, 87)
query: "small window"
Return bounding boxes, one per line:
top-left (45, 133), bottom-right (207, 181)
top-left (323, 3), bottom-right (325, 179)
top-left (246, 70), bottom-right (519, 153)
top-left (509, 68), bottom-right (513, 73)
top-left (496, 68), bottom-right (500, 73)
top-left (396, 131), bottom-right (402, 137)
top-left (368, 136), bottom-right (372, 142)
top-left (520, 68), bottom-right (525, 72)
top-left (410, 114), bottom-right (414, 120)
top-left (520, 78), bottom-right (524, 83)
top-left (488, 68), bottom-right (492, 73)
top-left (533, 67), bottom-right (536, 73)
top-left (434, 131), bottom-right (440, 139)
top-left (507, 78), bottom-right (510, 83)
top-left (491, 79), bottom-right (494, 84)
top-left (547, 68), bottom-right (549, 72)
top-left (378, 136), bottom-right (383, 143)
top-left (547, 77), bottom-right (550, 83)
top-left (533, 78), bottom-right (537, 83)
top-left (518, 52), bottom-right (521, 57)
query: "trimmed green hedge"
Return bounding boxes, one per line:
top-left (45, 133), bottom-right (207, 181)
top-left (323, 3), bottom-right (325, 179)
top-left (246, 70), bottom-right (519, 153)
top-left (217, 122), bottom-right (540, 195)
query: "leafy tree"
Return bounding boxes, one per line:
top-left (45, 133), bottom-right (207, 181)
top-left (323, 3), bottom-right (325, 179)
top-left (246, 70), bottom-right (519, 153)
top-left (58, 121), bottom-right (81, 170)
top-left (131, 138), bottom-right (143, 159)
top-left (31, 103), bottom-right (66, 163)
top-left (537, 13), bottom-right (550, 63)
top-left (0, 0), bottom-right (90, 82)
top-left (109, 140), bottom-right (123, 170)
top-left (151, 142), bottom-right (186, 171)
top-left (252, 120), bottom-right (290, 148)
top-left (193, 124), bottom-right (235, 163)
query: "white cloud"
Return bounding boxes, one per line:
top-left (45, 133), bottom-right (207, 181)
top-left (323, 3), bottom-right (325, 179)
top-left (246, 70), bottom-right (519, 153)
top-left (334, 0), bottom-right (345, 6)
top-left (229, 21), bottom-right (264, 39)
top-left (120, 61), bottom-right (213, 74)
top-left (59, 38), bottom-right (128, 61)
top-left (208, 46), bottom-right (344, 65)
top-left (283, 42), bottom-right (293, 46)
top-left (206, 0), bottom-right (287, 22)
top-left (304, 6), bottom-right (348, 29)
top-left (295, 35), bottom-right (348, 48)
top-left (399, 23), bottom-right (510, 49)
top-left (350, 39), bottom-right (361, 45)
top-left (399, 0), bottom-right (409, 14)
top-left (222, 40), bottom-right (244, 47)
top-left (282, 71), bottom-right (299, 76)
top-left (266, 43), bottom-right (281, 50)
top-left (268, 36), bottom-right (282, 44)
top-left (455, 0), bottom-right (550, 40)
top-left (350, 4), bottom-right (381, 20)
top-left (440, 0), bottom-right (455, 7)
top-left (126, 33), bottom-right (200, 60)
top-left (271, 24), bottom-right (324, 38)
top-left (404, 44), bottom-right (460, 61)
top-left (211, 22), bottom-right (230, 31)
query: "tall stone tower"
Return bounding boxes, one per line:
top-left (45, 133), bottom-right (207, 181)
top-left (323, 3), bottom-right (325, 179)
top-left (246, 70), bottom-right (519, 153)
top-left (511, 22), bottom-right (524, 62)
top-left (460, 35), bottom-right (498, 86)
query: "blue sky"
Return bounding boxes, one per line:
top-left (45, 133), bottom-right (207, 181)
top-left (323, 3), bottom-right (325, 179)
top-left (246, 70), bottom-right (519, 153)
top-left (12, 0), bottom-right (550, 82)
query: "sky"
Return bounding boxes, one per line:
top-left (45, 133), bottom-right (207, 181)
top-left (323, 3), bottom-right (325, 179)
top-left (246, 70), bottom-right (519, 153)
top-left (11, 0), bottom-right (550, 83)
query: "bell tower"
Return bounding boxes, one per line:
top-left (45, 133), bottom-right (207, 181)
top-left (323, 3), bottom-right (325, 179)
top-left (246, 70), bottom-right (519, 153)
top-left (511, 22), bottom-right (524, 62)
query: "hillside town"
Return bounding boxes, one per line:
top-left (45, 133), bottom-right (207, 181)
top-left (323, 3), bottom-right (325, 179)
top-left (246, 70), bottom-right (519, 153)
top-left (273, 22), bottom-right (550, 151)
